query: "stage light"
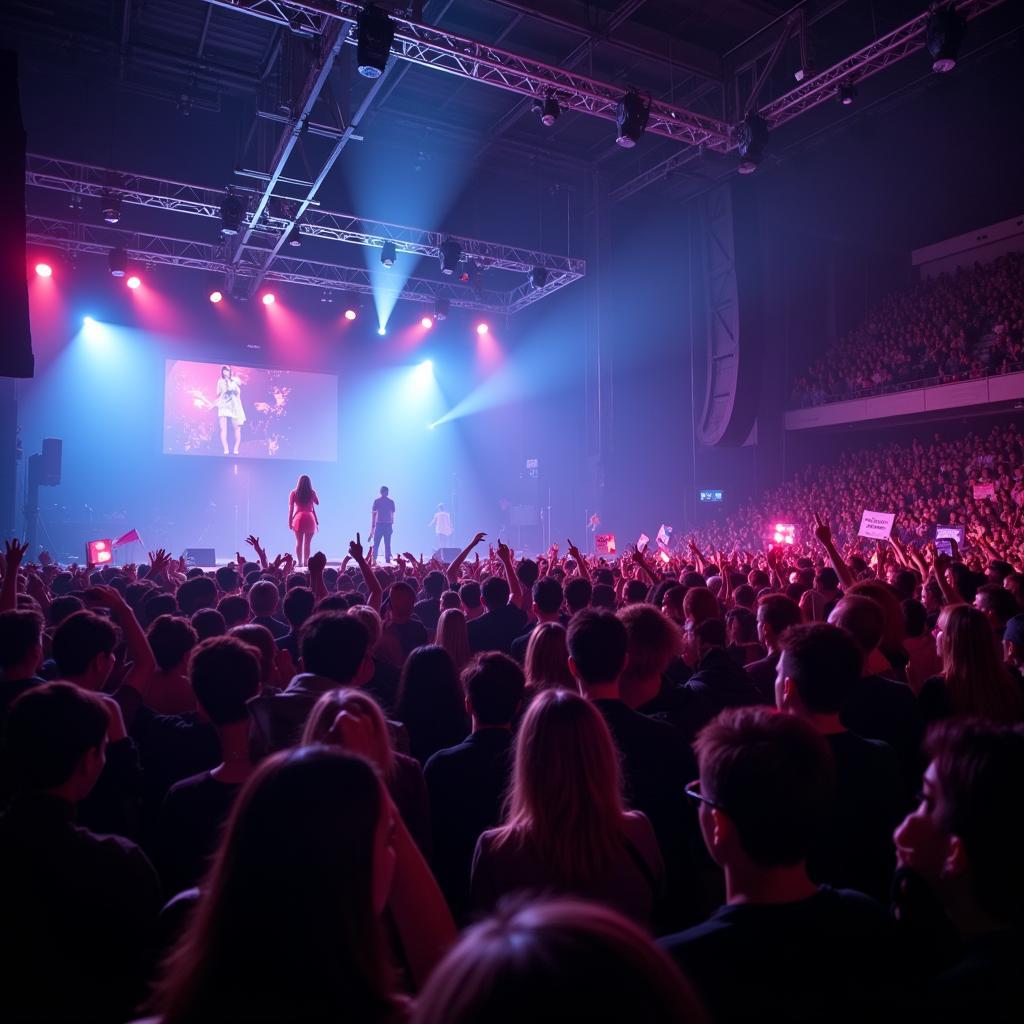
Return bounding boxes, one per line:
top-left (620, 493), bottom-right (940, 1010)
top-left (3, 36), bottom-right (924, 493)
top-left (108, 247), bottom-right (127, 278)
top-left (615, 90), bottom-right (651, 149)
top-left (34, 262), bottom-right (53, 278)
top-left (126, 274), bottom-right (141, 290)
top-left (86, 538), bottom-right (113, 565)
top-left (737, 114), bottom-right (768, 174)
top-left (529, 266), bottom-right (548, 290)
top-left (459, 260), bottom-right (480, 285)
top-left (100, 192), bottom-right (121, 225)
top-left (532, 90), bottom-right (560, 127)
top-left (434, 297), bottom-right (449, 321)
top-left (209, 290), bottom-right (223, 304)
top-left (344, 307), bottom-right (358, 321)
top-left (439, 239), bottom-right (462, 276)
top-left (377, 326), bottom-right (386, 336)
top-left (320, 289), bottom-right (334, 303)
top-left (837, 82), bottom-right (857, 106)
top-left (476, 322), bottom-right (489, 336)
top-left (83, 316), bottom-right (95, 326)
top-left (284, 223), bottom-right (302, 247)
top-left (261, 292), bottom-right (275, 306)
top-left (770, 522), bottom-right (796, 546)
top-left (380, 241), bottom-right (397, 267)
top-left (426, 421), bottom-right (436, 430)
top-left (357, 4), bottom-right (395, 78)
top-left (220, 194), bottom-right (244, 236)
top-left (420, 359), bottom-right (433, 370)
top-left (926, 7), bottom-right (966, 73)
top-left (421, 315), bottom-right (434, 329)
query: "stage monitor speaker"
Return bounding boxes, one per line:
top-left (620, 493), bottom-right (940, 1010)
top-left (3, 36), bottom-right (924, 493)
top-left (433, 547), bottom-right (461, 562)
top-left (184, 547), bottom-right (216, 567)
top-left (510, 504), bottom-right (537, 527)
top-left (0, 51), bottom-right (33, 378)
top-left (40, 438), bottom-right (62, 486)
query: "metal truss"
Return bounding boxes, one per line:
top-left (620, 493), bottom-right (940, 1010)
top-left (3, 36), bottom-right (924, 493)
top-left (757, 0), bottom-right (1006, 130)
top-left (25, 154), bottom-right (584, 300)
top-left (206, 1), bottom-right (734, 150)
top-left (25, 215), bottom-right (570, 314)
top-left (611, 0), bottom-right (1006, 199)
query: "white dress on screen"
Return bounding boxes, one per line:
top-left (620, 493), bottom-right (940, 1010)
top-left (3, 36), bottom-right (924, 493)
top-left (216, 376), bottom-right (246, 424)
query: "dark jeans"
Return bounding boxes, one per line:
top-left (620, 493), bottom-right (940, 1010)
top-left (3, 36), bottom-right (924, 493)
top-left (372, 523), bottom-right (393, 562)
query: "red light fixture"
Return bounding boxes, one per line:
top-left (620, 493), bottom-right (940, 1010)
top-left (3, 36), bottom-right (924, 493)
top-left (261, 292), bottom-right (276, 306)
top-left (421, 315), bottom-right (434, 329)
top-left (86, 538), bottom-right (114, 565)
top-left (343, 307), bottom-right (357, 321)
top-left (209, 290), bottom-right (223, 304)
top-left (126, 275), bottom-right (141, 290)
top-left (34, 262), bottom-right (53, 278)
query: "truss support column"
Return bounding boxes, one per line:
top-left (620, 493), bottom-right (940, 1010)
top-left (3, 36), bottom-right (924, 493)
top-left (583, 170), bottom-right (611, 540)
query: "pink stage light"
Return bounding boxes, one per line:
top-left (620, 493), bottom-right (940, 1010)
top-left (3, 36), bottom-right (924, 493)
top-left (421, 315), bottom-right (434, 329)
top-left (209, 290), bottom-right (223, 304)
top-left (261, 292), bottom-right (276, 306)
top-left (126, 275), bottom-right (142, 290)
top-left (35, 262), bottom-right (53, 278)
top-left (476, 321), bottom-right (489, 335)
top-left (344, 308), bottom-right (357, 321)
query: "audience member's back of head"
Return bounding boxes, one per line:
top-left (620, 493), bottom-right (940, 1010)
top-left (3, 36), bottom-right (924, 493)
top-left (388, 580), bottom-right (416, 617)
top-left (778, 623), bottom-right (863, 713)
top-left (152, 746), bottom-right (398, 1023)
top-left (217, 594), bottom-right (250, 628)
top-left (214, 565), bottom-right (240, 594)
top-left (410, 898), bottom-right (705, 1024)
top-left (248, 579), bottom-right (280, 617)
top-left (190, 636), bottom-right (261, 726)
top-left (618, 603), bottom-right (679, 680)
top-left (532, 576), bottom-right (563, 617)
top-left (591, 583), bottom-right (617, 611)
top-left (460, 581), bottom-right (482, 611)
top-left (177, 575), bottom-right (218, 616)
top-left (566, 609), bottom-right (628, 687)
top-left (516, 559), bottom-right (539, 591)
top-left (828, 594), bottom-right (885, 658)
top-left (901, 598), bottom-right (928, 639)
top-left (3, 682), bottom-right (108, 794)
top-left (148, 614), bottom-right (198, 672)
top-left (695, 706), bottom-right (835, 866)
top-left (299, 612), bottom-right (370, 684)
top-left (564, 577), bottom-right (592, 615)
top-left (282, 586), bottom-right (315, 630)
top-left (47, 594), bottom-right (84, 628)
top-left (462, 652), bottom-right (524, 726)
top-left (733, 584), bottom-right (756, 609)
top-left (191, 607), bottom-right (226, 641)
top-left (0, 609), bottom-right (44, 672)
top-left (228, 624), bottom-right (277, 684)
top-left (423, 570), bottom-right (446, 599)
top-left (481, 575), bottom-right (510, 612)
top-left (624, 579), bottom-right (649, 605)
top-left (684, 586), bottom-right (720, 626)
top-left (51, 610), bottom-right (116, 679)
top-left (142, 592), bottom-right (177, 627)
top-left (524, 622), bottom-right (574, 694)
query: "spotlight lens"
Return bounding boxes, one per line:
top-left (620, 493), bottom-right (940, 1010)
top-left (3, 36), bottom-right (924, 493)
top-left (476, 322), bottom-right (489, 335)
top-left (344, 308), bottom-right (357, 321)
top-left (126, 275), bottom-right (141, 290)
top-left (262, 292), bottom-right (275, 305)
top-left (377, 326), bottom-right (386, 336)
top-left (209, 290), bottom-right (223, 304)
top-left (34, 262), bottom-right (53, 278)
top-left (83, 316), bottom-right (95, 325)
top-left (421, 316), bottom-right (434, 329)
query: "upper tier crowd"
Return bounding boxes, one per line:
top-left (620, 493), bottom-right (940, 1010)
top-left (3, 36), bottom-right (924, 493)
top-left (1, 477), bottom-right (1022, 1022)
top-left (700, 420), bottom-right (1024, 559)
top-left (791, 251), bottom-right (1024, 406)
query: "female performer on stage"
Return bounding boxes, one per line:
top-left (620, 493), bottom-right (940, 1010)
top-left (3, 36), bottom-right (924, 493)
top-left (216, 365), bottom-right (246, 455)
top-left (289, 474), bottom-right (319, 567)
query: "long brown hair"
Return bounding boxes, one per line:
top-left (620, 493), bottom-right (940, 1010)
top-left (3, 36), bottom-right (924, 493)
top-left (523, 622), bottom-right (574, 694)
top-left (295, 474), bottom-right (313, 504)
top-left (151, 747), bottom-right (399, 1023)
top-left (492, 689), bottom-right (627, 884)
top-left (940, 604), bottom-right (1023, 723)
top-left (436, 608), bottom-right (471, 673)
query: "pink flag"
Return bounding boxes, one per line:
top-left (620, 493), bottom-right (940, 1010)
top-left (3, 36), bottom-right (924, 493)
top-left (112, 528), bottom-right (143, 547)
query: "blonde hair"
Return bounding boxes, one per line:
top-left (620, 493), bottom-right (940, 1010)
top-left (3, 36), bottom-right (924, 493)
top-left (436, 608), bottom-right (471, 674)
top-left (939, 604), bottom-right (1023, 723)
top-left (524, 622), bottom-right (574, 694)
top-left (301, 688), bottom-right (396, 779)
top-left (492, 689), bottom-right (627, 883)
top-left (347, 605), bottom-right (383, 647)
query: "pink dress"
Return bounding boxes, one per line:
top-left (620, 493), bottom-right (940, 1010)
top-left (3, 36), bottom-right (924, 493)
top-left (290, 489), bottom-right (318, 534)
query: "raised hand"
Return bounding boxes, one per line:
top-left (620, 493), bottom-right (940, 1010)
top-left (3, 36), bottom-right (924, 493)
top-left (147, 548), bottom-right (171, 576)
top-left (349, 533), bottom-right (366, 562)
top-left (4, 538), bottom-right (30, 572)
top-left (245, 534), bottom-right (264, 554)
top-left (329, 709), bottom-right (378, 766)
top-left (812, 512), bottom-right (832, 545)
top-left (567, 539), bottom-right (584, 562)
top-left (496, 540), bottom-right (512, 562)
top-left (308, 551), bottom-right (327, 575)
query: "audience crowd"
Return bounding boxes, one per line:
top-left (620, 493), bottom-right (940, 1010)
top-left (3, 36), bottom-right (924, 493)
top-left (791, 252), bottom-right (1024, 406)
top-left (1, 475), bottom-right (1022, 1022)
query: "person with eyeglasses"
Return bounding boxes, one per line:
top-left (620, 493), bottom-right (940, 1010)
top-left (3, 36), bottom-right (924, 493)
top-left (660, 706), bottom-right (905, 1024)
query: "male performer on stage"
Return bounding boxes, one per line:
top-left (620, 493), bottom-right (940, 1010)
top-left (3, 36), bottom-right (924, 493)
top-left (370, 485), bottom-right (396, 564)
